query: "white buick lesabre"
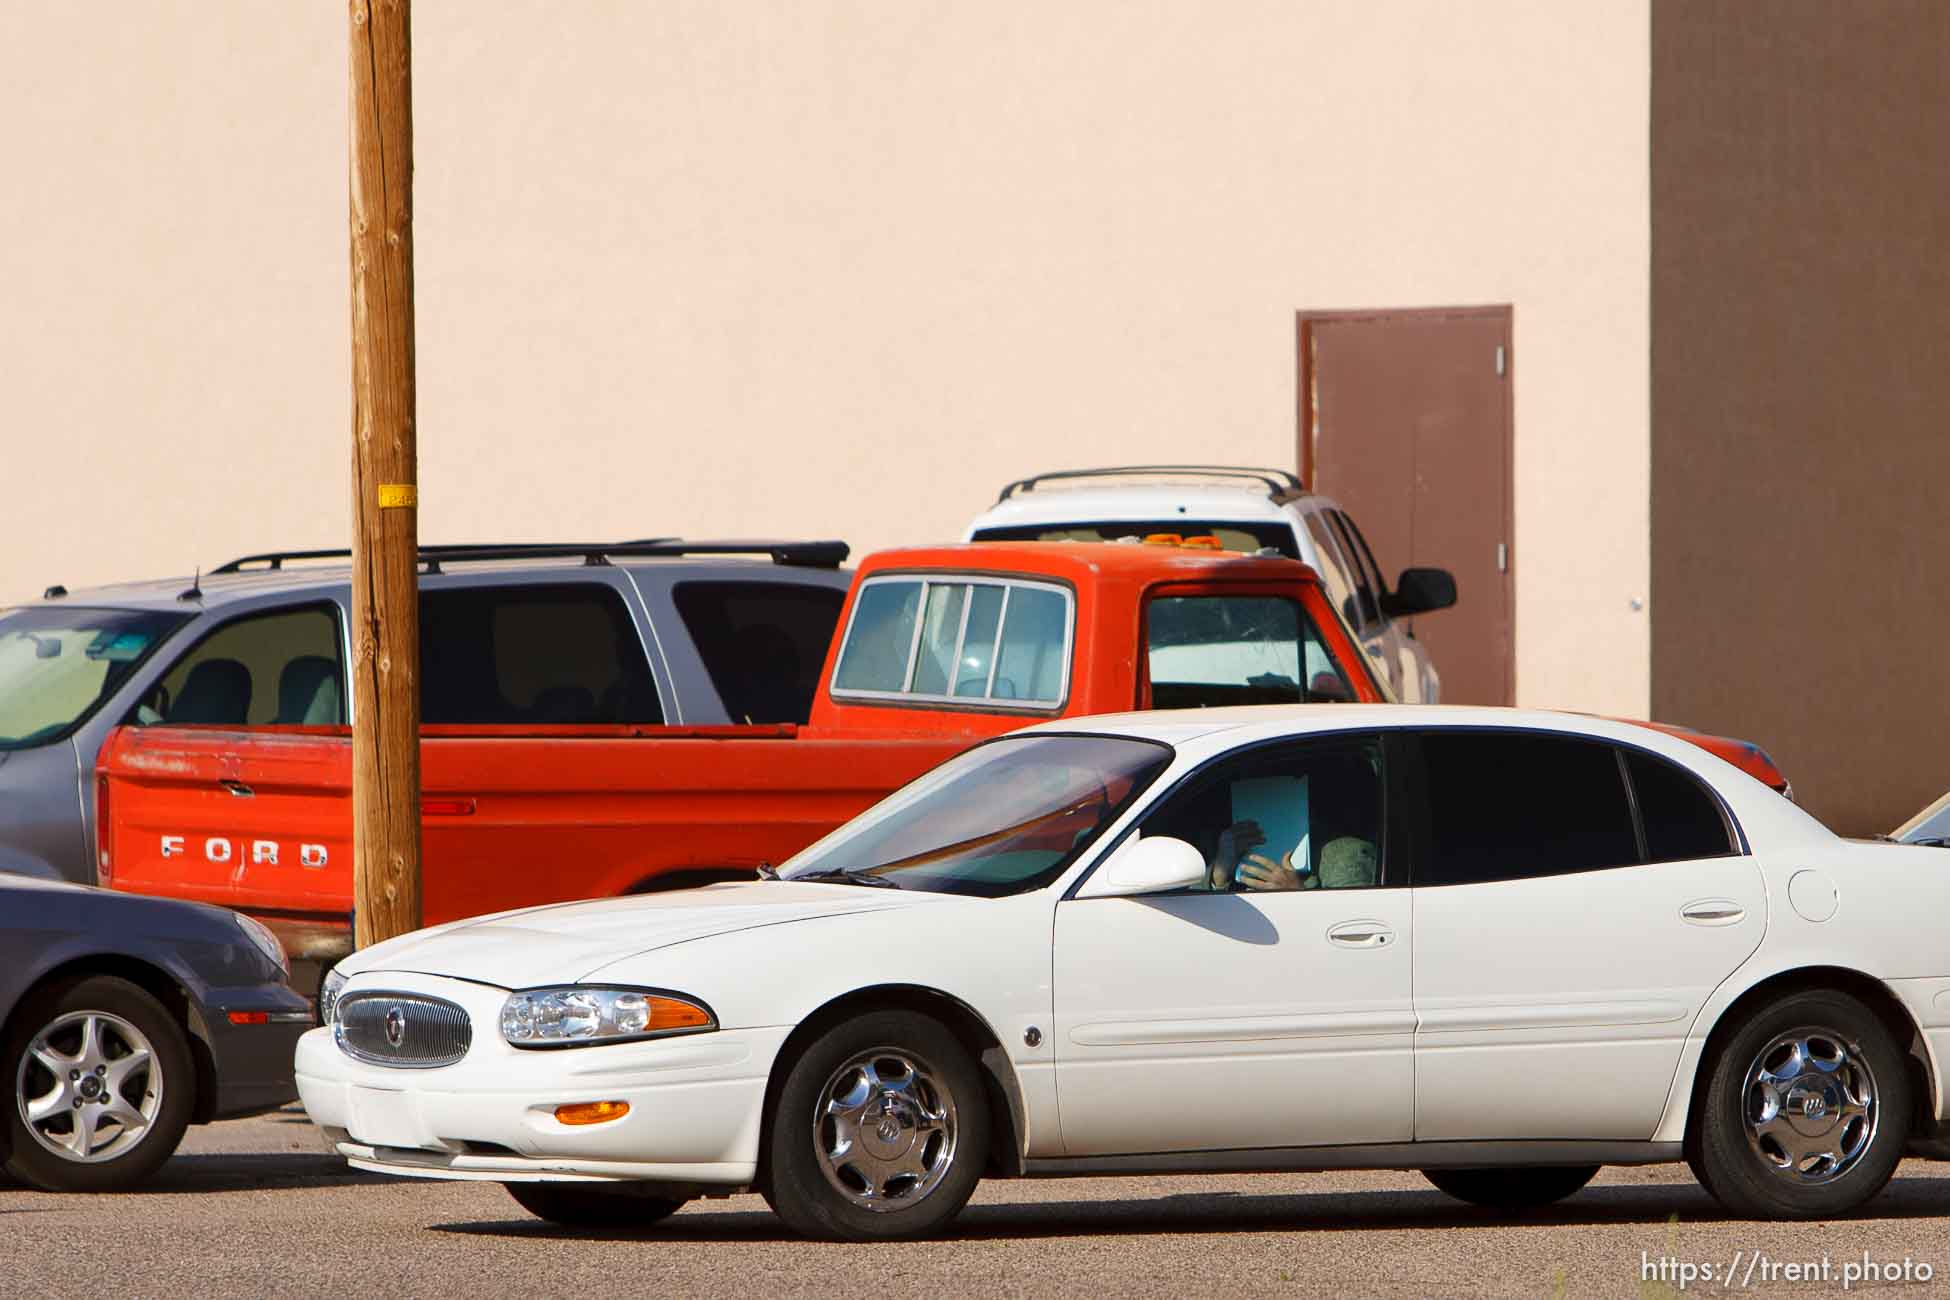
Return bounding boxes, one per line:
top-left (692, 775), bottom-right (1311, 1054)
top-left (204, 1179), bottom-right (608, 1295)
top-left (297, 706), bottom-right (1950, 1240)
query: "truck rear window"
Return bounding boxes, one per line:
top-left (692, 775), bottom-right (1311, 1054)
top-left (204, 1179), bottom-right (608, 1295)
top-left (831, 576), bottom-right (1072, 709)
top-left (1145, 595), bottom-right (1354, 707)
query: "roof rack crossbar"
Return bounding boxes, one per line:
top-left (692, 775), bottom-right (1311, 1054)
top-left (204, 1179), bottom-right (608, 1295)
top-left (211, 538), bottom-right (847, 574)
top-left (996, 465), bottom-right (1306, 502)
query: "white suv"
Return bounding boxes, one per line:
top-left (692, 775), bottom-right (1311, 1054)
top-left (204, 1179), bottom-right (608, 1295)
top-left (965, 465), bottom-right (1455, 702)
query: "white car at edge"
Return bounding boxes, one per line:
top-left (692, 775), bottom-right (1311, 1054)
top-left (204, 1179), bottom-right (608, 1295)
top-left (297, 705), bottom-right (1950, 1240)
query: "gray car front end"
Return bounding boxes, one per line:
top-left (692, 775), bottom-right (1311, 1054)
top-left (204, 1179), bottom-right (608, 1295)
top-left (1, 875), bottom-right (310, 1190)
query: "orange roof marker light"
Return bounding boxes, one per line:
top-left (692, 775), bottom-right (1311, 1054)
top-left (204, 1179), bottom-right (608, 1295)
top-left (555, 1100), bottom-right (631, 1126)
top-left (1140, 533), bottom-right (1223, 550)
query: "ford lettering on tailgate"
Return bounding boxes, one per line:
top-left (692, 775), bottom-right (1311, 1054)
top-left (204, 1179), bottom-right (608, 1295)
top-left (160, 835), bottom-right (329, 868)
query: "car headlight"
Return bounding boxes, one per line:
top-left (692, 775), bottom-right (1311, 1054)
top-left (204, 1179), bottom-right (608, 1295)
top-left (499, 986), bottom-right (715, 1049)
top-left (234, 912), bottom-right (289, 978)
top-left (319, 967), bottom-right (347, 1026)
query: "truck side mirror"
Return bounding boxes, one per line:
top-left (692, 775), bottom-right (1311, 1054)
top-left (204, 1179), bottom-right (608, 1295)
top-left (1380, 567), bottom-right (1457, 619)
top-left (1075, 835), bottom-right (1207, 899)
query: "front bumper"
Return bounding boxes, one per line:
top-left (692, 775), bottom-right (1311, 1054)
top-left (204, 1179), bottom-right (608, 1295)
top-left (294, 972), bottom-right (788, 1188)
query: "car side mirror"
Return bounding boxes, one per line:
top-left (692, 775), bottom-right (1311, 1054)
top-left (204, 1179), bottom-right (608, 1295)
top-left (1380, 567), bottom-right (1457, 619)
top-left (1075, 835), bottom-right (1207, 899)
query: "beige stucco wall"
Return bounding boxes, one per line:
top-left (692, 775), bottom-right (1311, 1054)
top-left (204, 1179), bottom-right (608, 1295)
top-left (1, 1), bottom-right (1649, 714)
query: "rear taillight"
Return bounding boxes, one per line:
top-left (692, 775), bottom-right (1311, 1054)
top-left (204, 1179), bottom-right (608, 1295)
top-left (95, 773), bottom-right (112, 886)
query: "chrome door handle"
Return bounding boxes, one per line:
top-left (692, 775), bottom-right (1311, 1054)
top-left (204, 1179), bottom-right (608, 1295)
top-left (1681, 899), bottom-right (1745, 926)
top-left (218, 778), bottom-right (254, 798)
top-left (1327, 919), bottom-right (1395, 948)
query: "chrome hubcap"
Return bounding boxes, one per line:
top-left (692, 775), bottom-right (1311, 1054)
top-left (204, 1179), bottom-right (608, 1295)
top-left (15, 1011), bottom-right (163, 1164)
top-left (814, 1048), bottom-right (957, 1212)
top-left (1742, 1027), bottom-right (1876, 1184)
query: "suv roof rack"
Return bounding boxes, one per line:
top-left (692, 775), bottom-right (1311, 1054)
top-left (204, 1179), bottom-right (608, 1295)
top-left (995, 465), bottom-right (1306, 503)
top-left (211, 538), bottom-right (849, 575)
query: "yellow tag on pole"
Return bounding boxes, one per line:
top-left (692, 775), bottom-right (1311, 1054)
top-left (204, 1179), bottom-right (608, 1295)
top-left (377, 484), bottom-right (418, 509)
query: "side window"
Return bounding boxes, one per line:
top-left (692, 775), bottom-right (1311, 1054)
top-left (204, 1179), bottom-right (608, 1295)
top-left (420, 584), bottom-right (661, 724)
top-left (1145, 594), bottom-right (1354, 708)
top-left (1626, 750), bottom-right (1737, 862)
top-left (1418, 731), bottom-right (1639, 885)
top-left (830, 577), bottom-right (1072, 709)
top-left (141, 604), bottom-right (344, 726)
top-left (1299, 510), bottom-right (1364, 632)
top-left (672, 581), bottom-right (845, 725)
top-left (1327, 511), bottom-right (1384, 632)
top-left (1138, 736), bottom-right (1386, 893)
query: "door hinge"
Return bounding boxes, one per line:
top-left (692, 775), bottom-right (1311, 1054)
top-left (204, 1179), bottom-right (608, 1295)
top-left (1496, 542), bottom-right (1509, 573)
top-left (1494, 345), bottom-right (1507, 376)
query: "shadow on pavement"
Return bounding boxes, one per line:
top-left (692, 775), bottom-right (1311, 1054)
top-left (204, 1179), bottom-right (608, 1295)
top-left (136, 1152), bottom-right (392, 1194)
top-left (426, 1175), bottom-right (1950, 1243)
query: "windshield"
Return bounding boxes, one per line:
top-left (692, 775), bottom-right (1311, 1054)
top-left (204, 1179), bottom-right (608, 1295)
top-left (779, 733), bottom-right (1173, 897)
top-left (0, 607), bottom-right (189, 749)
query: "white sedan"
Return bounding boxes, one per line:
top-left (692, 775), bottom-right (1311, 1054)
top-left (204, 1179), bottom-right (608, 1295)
top-left (297, 705), bottom-right (1950, 1240)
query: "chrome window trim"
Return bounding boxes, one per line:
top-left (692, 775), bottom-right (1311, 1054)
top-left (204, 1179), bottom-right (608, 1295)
top-left (830, 574), bottom-right (1074, 711)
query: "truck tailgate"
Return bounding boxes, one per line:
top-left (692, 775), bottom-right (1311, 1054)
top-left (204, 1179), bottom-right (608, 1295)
top-left (97, 724), bottom-right (963, 958)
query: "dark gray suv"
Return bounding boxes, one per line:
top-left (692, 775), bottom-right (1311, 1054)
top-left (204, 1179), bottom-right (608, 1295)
top-left (0, 540), bottom-right (851, 885)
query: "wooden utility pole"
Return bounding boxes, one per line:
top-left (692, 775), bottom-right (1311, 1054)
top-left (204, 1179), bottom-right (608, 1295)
top-left (348, 0), bottom-right (421, 946)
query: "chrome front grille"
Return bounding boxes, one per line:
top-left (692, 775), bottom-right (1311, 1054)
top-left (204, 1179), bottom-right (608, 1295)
top-left (335, 992), bottom-right (472, 1068)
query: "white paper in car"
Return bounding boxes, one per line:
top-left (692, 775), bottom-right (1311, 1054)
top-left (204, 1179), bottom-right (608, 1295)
top-left (1230, 775), bottom-right (1309, 869)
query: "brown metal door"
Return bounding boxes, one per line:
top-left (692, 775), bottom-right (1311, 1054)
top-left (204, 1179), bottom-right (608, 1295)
top-left (1299, 306), bottom-right (1514, 705)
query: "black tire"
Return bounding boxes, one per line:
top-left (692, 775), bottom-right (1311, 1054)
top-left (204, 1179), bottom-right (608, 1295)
top-left (504, 1181), bottom-right (688, 1229)
top-left (762, 1010), bottom-right (989, 1241)
top-left (1688, 989), bottom-right (1910, 1219)
top-left (1422, 1164), bottom-right (1598, 1209)
top-left (3, 975), bottom-right (196, 1193)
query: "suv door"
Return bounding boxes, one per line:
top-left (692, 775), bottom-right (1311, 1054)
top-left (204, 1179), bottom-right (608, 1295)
top-left (1407, 729), bottom-right (1765, 1140)
top-left (1053, 733), bottom-right (1412, 1154)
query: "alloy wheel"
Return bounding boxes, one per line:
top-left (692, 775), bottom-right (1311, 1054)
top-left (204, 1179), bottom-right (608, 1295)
top-left (1742, 1027), bottom-right (1876, 1184)
top-left (813, 1047), bottom-right (959, 1212)
top-left (15, 1010), bottom-right (164, 1164)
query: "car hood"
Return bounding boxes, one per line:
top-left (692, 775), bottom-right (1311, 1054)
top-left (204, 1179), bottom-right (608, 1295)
top-left (342, 881), bottom-right (933, 987)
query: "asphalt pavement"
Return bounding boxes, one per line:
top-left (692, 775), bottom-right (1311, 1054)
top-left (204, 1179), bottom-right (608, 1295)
top-left (4, 1109), bottom-right (1950, 1298)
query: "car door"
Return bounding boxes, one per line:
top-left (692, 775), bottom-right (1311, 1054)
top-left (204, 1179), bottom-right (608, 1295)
top-left (1408, 729), bottom-right (1766, 1141)
top-left (1052, 733), bottom-right (1414, 1155)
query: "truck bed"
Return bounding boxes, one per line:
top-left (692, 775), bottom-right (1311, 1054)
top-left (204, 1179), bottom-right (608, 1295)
top-left (97, 722), bottom-right (964, 961)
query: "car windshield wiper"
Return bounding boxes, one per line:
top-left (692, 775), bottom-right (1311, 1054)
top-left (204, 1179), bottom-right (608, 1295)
top-left (786, 867), bottom-right (903, 890)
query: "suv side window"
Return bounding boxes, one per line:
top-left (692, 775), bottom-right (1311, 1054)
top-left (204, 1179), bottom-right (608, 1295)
top-left (1626, 750), bottom-right (1738, 862)
top-left (671, 581), bottom-right (845, 724)
top-left (1417, 731), bottom-right (1639, 885)
top-left (1138, 735), bottom-right (1387, 893)
top-left (139, 604), bottom-right (344, 726)
top-left (1299, 509), bottom-right (1366, 634)
top-left (1145, 594), bottom-right (1353, 707)
top-left (420, 584), bottom-right (661, 724)
top-left (1327, 511), bottom-right (1385, 631)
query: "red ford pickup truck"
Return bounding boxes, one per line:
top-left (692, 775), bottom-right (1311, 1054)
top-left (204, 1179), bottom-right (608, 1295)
top-left (97, 539), bottom-right (1787, 966)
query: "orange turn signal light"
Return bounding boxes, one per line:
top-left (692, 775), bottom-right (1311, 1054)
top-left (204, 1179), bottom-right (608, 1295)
top-left (1141, 533), bottom-right (1184, 546)
top-left (1179, 535), bottom-right (1223, 549)
top-left (555, 1100), bottom-right (631, 1126)
top-left (643, 997), bottom-right (714, 1032)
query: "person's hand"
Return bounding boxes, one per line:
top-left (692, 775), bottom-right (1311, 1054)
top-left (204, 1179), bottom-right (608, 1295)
top-left (1211, 820), bottom-right (1266, 890)
top-left (1236, 850), bottom-right (1304, 891)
